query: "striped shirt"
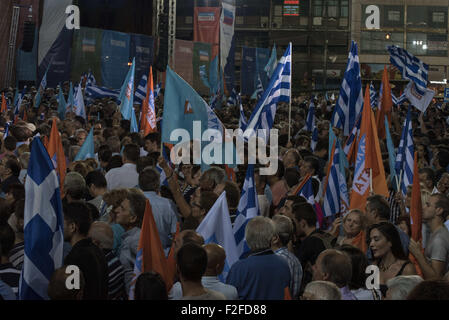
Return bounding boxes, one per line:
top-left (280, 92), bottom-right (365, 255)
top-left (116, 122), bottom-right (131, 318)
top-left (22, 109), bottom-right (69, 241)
top-left (0, 263), bottom-right (21, 298)
top-left (8, 242), bottom-right (24, 270)
top-left (275, 247), bottom-right (303, 300)
top-left (388, 190), bottom-right (402, 225)
top-left (104, 249), bottom-right (126, 300)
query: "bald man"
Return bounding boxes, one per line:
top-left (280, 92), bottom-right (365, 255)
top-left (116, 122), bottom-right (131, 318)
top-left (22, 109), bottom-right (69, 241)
top-left (168, 243), bottom-right (238, 300)
top-left (173, 230), bottom-right (205, 257)
top-left (88, 222), bottom-right (126, 300)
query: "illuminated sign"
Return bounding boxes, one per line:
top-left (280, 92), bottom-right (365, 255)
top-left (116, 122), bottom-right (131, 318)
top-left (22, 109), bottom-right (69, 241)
top-left (283, 0), bottom-right (300, 16)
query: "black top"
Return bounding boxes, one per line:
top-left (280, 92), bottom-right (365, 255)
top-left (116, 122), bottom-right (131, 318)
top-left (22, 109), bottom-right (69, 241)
top-left (64, 238), bottom-right (109, 300)
top-left (1, 175), bottom-right (21, 194)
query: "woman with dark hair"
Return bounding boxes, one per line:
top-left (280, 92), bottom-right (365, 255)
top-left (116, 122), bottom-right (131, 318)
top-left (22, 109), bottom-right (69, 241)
top-left (134, 271), bottom-right (168, 300)
top-left (368, 222), bottom-right (417, 297)
top-left (339, 245), bottom-right (381, 300)
top-left (397, 215), bottom-right (411, 238)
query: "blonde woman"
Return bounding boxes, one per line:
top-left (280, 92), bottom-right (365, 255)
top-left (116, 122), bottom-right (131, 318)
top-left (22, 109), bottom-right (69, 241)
top-left (329, 209), bottom-right (367, 253)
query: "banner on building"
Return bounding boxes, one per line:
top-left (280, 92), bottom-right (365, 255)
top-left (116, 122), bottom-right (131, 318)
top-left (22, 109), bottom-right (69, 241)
top-left (130, 34), bottom-right (154, 85)
top-left (174, 39), bottom-right (194, 86)
top-left (193, 42), bottom-right (212, 95)
top-left (220, 0), bottom-right (236, 93)
top-left (101, 30), bottom-right (130, 89)
top-left (71, 27), bottom-right (103, 85)
top-left (194, 7), bottom-right (220, 59)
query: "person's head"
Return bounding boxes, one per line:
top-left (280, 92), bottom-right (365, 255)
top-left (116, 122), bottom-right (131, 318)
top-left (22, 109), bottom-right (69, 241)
top-left (343, 209), bottom-right (365, 238)
top-left (5, 183), bottom-right (25, 207)
top-left (435, 150), bottom-right (449, 170)
top-left (300, 156), bottom-right (320, 178)
top-left (302, 281), bottom-right (342, 300)
top-left (278, 195), bottom-right (307, 219)
top-left (63, 201), bottom-right (93, 242)
top-left (144, 133), bottom-right (161, 153)
top-left (0, 158), bottom-right (20, 180)
top-left (18, 152), bottom-right (30, 170)
top-left (283, 149), bottom-right (301, 169)
top-left (176, 243), bottom-right (208, 283)
top-left (134, 271), bottom-right (168, 300)
top-left (397, 216), bottom-right (411, 237)
top-left (245, 216), bottom-right (276, 252)
top-left (138, 167), bottom-right (160, 192)
top-left (312, 249), bottom-right (352, 288)
top-left (174, 230), bottom-right (205, 257)
top-left (48, 265), bottom-right (85, 300)
top-left (284, 167), bottom-right (301, 188)
top-left (204, 243), bottom-right (226, 277)
top-left (291, 202), bottom-right (317, 237)
top-left (419, 168), bottom-right (436, 192)
top-left (191, 191), bottom-right (218, 224)
top-left (88, 221), bottom-right (114, 250)
top-left (406, 280), bottom-right (449, 300)
top-left (338, 245), bottom-right (369, 290)
top-left (368, 222), bottom-right (407, 261)
top-left (0, 222), bottom-right (15, 258)
top-left (106, 136), bottom-right (121, 154)
top-left (199, 167), bottom-right (226, 192)
top-left (423, 193), bottom-right (449, 224)
top-left (63, 172), bottom-right (86, 202)
top-left (385, 275), bottom-right (424, 300)
top-left (185, 165), bottom-right (201, 187)
top-left (98, 146), bottom-right (112, 168)
top-left (122, 144), bottom-right (140, 164)
top-left (365, 194), bottom-right (391, 225)
top-left (75, 129), bottom-right (88, 147)
top-left (114, 189), bottom-right (147, 230)
top-left (85, 171), bottom-right (107, 198)
top-left (272, 215), bottom-right (294, 248)
top-left (215, 181), bottom-right (240, 212)
top-left (3, 136), bottom-right (17, 152)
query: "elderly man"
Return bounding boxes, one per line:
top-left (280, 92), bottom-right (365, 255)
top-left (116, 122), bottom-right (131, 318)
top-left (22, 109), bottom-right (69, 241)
top-left (63, 172), bottom-right (86, 203)
top-left (301, 281), bottom-right (342, 300)
top-left (226, 216), bottom-right (290, 300)
top-left (385, 275), bottom-right (423, 300)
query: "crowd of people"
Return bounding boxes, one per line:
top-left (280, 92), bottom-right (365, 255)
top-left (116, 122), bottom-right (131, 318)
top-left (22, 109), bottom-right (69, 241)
top-left (1, 81), bottom-right (449, 300)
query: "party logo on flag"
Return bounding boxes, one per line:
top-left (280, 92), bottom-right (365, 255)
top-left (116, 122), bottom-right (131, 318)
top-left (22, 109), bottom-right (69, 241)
top-left (184, 100), bottom-right (194, 114)
top-left (199, 50), bottom-right (209, 62)
top-left (198, 12), bottom-right (215, 21)
top-left (352, 135), bottom-right (370, 196)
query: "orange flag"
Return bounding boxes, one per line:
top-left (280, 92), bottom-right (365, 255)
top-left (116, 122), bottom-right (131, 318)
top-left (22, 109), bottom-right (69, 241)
top-left (141, 66), bottom-right (157, 136)
top-left (166, 222), bottom-right (180, 290)
top-left (409, 152), bottom-right (424, 276)
top-left (376, 65), bottom-right (393, 140)
top-left (47, 118), bottom-right (66, 192)
top-left (130, 199), bottom-right (171, 298)
top-left (351, 230), bottom-right (367, 254)
top-left (23, 109), bottom-right (28, 122)
top-left (350, 86), bottom-right (388, 211)
top-left (0, 93), bottom-right (7, 113)
top-left (284, 286), bottom-right (292, 300)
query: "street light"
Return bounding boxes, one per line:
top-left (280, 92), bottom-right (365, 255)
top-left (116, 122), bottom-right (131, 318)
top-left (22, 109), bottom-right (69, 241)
top-left (385, 33), bottom-right (391, 40)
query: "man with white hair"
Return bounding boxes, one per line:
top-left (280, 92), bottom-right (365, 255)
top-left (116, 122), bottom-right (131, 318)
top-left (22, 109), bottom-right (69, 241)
top-left (88, 222), bottom-right (126, 300)
top-left (302, 281), bottom-right (342, 300)
top-left (385, 275), bottom-right (423, 300)
top-left (226, 216), bottom-right (290, 300)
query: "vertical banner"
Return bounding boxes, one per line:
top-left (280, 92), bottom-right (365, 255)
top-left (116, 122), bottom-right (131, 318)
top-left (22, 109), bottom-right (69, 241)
top-left (101, 30), bottom-right (130, 89)
top-left (71, 27), bottom-right (103, 85)
top-left (256, 47), bottom-right (270, 89)
top-left (193, 42), bottom-right (212, 95)
top-left (130, 34), bottom-right (154, 85)
top-left (240, 47), bottom-right (257, 96)
top-left (194, 7), bottom-right (220, 59)
top-left (174, 39), bottom-right (194, 86)
top-left (220, 0), bottom-right (236, 93)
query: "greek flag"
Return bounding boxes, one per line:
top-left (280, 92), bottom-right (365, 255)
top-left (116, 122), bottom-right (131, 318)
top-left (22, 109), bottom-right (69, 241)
top-left (3, 122), bottom-right (11, 140)
top-left (226, 88), bottom-right (238, 107)
top-left (332, 41), bottom-right (363, 136)
top-left (244, 43), bottom-right (291, 142)
top-left (323, 138), bottom-right (349, 217)
top-left (14, 87), bottom-right (26, 116)
top-left (233, 165), bottom-right (260, 259)
top-left (391, 92), bottom-right (407, 106)
top-left (196, 192), bottom-right (239, 281)
top-left (388, 45), bottom-right (428, 95)
top-left (343, 111), bottom-right (362, 157)
top-left (251, 73), bottom-right (264, 100)
top-left (305, 98), bottom-right (316, 132)
top-left (134, 74), bottom-right (148, 105)
top-left (395, 106), bottom-right (414, 196)
top-left (85, 85), bottom-right (119, 104)
top-left (86, 71), bottom-right (96, 88)
top-left (20, 138), bottom-right (64, 300)
top-left (155, 164), bottom-right (168, 187)
top-left (238, 94), bottom-right (247, 131)
top-left (370, 83), bottom-right (378, 108)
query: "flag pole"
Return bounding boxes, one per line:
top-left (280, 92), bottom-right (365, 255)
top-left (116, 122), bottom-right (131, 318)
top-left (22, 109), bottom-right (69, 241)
top-left (288, 42), bottom-right (292, 143)
top-left (370, 168), bottom-right (373, 193)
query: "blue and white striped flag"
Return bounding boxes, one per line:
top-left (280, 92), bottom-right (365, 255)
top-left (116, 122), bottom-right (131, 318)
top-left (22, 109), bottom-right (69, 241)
top-left (385, 116), bottom-right (397, 187)
top-left (14, 87), bottom-right (26, 116)
top-left (196, 192), bottom-right (239, 281)
top-left (86, 71), bottom-right (96, 88)
top-left (155, 164), bottom-right (168, 187)
top-left (392, 92), bottom-right (407, 106)
top-left (233, 165), bottom-right (260, 259)
top-left (332, 41), bottom-right (363, 136)
top-left (395, 106), bottom-right (414, 196)
top-left (226, 88), bottom-right (238, 107)
top-left (305, 98), bottom-right (316, 132)
top-left (85, 85), bottom-right (119, 105)
top-left (343, 109), bottom-right (362, 157)
top-left (238, 94), bottom-right (247, 131)
top-left (20, 137), bottom-right (64, 300)
top-left (388, 45), bottom-right (429, 95)
top-left (323, 138), bottom-right (349, 217)
top-left (251, 73), bottom-right (264, 100)
top-left (134, 74), bottom-right (148, 105)
top-left (3, 122), bottom-right (11, 140)
top-left (244, 43), bottom-right (291, 142)
top-left (370, 83), bottom-right (378, 109)
top-left (154, 82), bottom-right (162, 99)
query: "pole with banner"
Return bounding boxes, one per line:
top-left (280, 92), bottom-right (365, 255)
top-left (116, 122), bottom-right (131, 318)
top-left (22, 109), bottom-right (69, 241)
top-left (288, 42), bottom-right (293, 143)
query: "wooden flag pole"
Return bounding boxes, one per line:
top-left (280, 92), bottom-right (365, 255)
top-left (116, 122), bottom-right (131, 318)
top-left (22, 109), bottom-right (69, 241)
top-left (370, 168), bottom-right (373, 193)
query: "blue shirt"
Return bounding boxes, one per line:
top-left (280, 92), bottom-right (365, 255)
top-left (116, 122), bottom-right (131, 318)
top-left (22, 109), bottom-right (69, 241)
top-left (0, 279), bottom-right (15, 300)
top-left (226, 250), bottom-right (290, 300)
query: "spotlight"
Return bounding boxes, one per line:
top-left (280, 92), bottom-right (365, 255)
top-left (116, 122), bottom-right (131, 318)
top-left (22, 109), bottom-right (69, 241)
top-left (385, 33), bottom-right (391, 40)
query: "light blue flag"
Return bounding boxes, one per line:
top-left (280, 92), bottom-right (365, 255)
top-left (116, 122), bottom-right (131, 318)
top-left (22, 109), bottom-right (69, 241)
top-left (196, 191), bottom-right (239, 281)
top-left (57, 85), bottom-right (66, 120)
top-left (264, 44), bottom-right (277, 79)
top-left (119, 58), bottom-right (136, 120)
top-left (130, 107), bottom-right (139, 133)
top-left (385, 116), bottom-right (397, 187)
top-left (34, 64), bottom-right (51, 108)
top-left (209, 55), bottom-right (219, 95)
top-left (73, 82), bottom-right (86, 119)
top-left (66, 82), bottom-right (74, 113)
top-left (199, 65), bottom-right (211, 89)
top-left (74, 128), bottom-right (94, 161)
top-left (20, 137), bottom-right (64, 300)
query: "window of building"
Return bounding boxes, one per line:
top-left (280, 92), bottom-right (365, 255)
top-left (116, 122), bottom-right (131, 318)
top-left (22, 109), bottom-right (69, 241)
top-left (313, 0), bottom-right (323, 17)
top-left (360, 31), bottom-right (404, 54)
top-left (407, 33), bottom-right (448, 56)
top-left (407, 6), bottom-right (447, 29)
